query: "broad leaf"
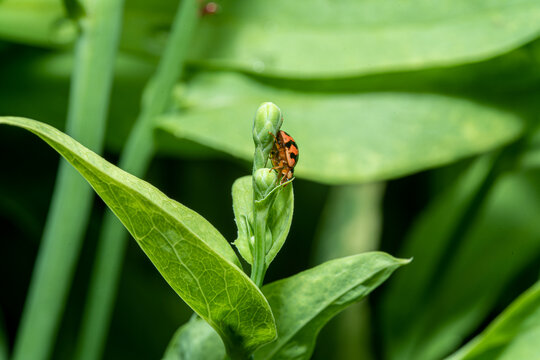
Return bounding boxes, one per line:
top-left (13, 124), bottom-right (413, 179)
top-left (6, 0), bottom-right (540, 78)
top-left (0, 117), bottom-right (276, 358)
top-left (0, 0), bottom-right (77, 46)
top-left (232, 176), bottom-right (293, 266)
top-left (162, 316), bottom-right (225, 360)
top-left (255, 252), bottom-right (410, 360)
top-left (161, 252), bottom-right (408, 360)
top-left (380, 159), bottom-right (540, 360)
top-left (158, 72), bottom-right (524, 184)
top-left (188, 0), bottom-right (540, 77)
top-left (448, 281), bottom-right (540, 360)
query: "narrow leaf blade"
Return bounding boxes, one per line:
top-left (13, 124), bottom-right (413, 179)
top-left (381, 162), bottom-right (540, 360)
top-left (448, 281), bottom-right (540, 360)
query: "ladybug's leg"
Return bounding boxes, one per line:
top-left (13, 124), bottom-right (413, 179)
top-left (280, 169), bottom-right (294, 185)
top-left (270, 160), bottom-right (285, 170)
top-left (270, 165), bottom-right (285, 177)
top-left (268, 131), bottom-right (282, 151)
top-left (268, 131), bottom-right (279, 142)
top-left (270, 158), bottom-right (287, 171)
top-left (269, 160), bottom-right (284, 171)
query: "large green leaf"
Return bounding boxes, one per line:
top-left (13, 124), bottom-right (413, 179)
top-left (380, 159), bottom-right (540, 360)
top-left (255, 252), bottom-right (410, 360)
top-left (0, 117), bottom-right (276, 358)
top-left (161, 252), bottom-right (408, 360)
top-left (6, 0), bottom-right (540, 78)
top-left (448, 281), bottom-right (540, 360)
top-left (162, 316), bottom-right (225, 360)
top-left (158, 72), bottom-right (524, 184)
top-left (232, 176), bottom-right (293, 266)
top-left (188, 0), bottom-right (540, 78)
top-left (0, 0), bottom-right (76, 46)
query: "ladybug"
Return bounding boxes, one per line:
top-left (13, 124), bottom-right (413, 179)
top-left (269, 130), bottom-right (299, 184)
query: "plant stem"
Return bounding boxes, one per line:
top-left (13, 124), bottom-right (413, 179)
top-left (74, 1), bottom-right (200, 359)
top-left (251, 207), bottom-right (269, 287)
top-left (249, 103), bottom-right (283, 288)
top-left (11, 1), bottom-right (124, 359)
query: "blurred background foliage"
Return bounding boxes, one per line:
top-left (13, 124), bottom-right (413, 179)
top-left (2, 0), bottom-right (540, 359)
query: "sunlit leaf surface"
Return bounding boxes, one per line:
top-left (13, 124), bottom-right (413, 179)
top-left (188, 0), bottom-right (540, 77)
top-left (159, 73), bottom-right (524, 184)
top-left (0, 117), bottom-right (276, 358)
top-left (256, 252), bottom-right (409, 360)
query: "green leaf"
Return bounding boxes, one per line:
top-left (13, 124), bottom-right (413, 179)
top-left (0, 117), bottom-right (277, 358)
top-left (448, 281), bottom-right (540, 360)
top-left (121, 0), bottom-right (177, 57)
top-left (255, 252), bottom-right (410, 360)
top-left (380, 156), bottom-right (497, 358)
top-left (7, 0), bottom-right (540, 79)
top-left (232, 176), bottom-right (293, 266)
top-left (380, 160), bottom-right (540, 360)
top-left (162, 316), bottom-right (225, 360)
top-left (188, 0), bottom-right (540, 77)
top-left (519, 125), bottom-right (540, 170)
top-left (158, 72), bottom-right (524, 184)
top-left (161, 252), bottom-right (409, 360)
top-left (0, 0), bottom-right (77, 46)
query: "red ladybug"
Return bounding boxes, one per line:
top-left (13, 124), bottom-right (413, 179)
top-left (269, 130), bottom-right (299, 184)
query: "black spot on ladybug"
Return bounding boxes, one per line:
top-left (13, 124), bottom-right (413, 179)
top-left (284, 140), bottom-right (296, 148)
top-left (289, 153), bottom-right (298, 160)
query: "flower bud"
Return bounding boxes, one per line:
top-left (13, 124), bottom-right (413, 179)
top-left (253, 102), bottom-right (282, 146)
top-left (252, 102), bottom-right (283, 170)
top-left (254, 168), bottom-right (278, 199)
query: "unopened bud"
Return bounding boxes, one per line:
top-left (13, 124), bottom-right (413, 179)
top-left (253, 102), bottom-right (282, 146)
top-left (252, 103), bottom-right (282, 170)
top-left (254, 168), bottom-right (278, 198)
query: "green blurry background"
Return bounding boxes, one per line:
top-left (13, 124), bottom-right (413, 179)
top-left (2, 0), bottom-right (540, 359)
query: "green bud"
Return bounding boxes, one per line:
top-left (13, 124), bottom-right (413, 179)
top-left (253, 102), bottom-right (283, 146)
top-left (252, 102), bottom-right (283, 170)
top-left (253, 168), bottom-right (278, 199)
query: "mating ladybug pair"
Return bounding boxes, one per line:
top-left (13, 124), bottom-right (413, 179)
top-left (269, 130), bottom-right (299, 184)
